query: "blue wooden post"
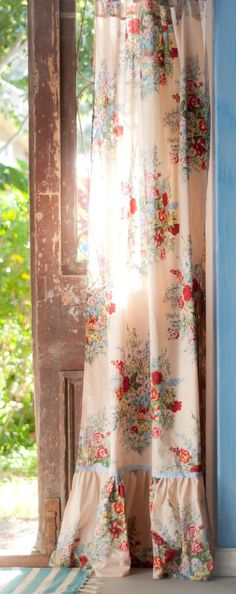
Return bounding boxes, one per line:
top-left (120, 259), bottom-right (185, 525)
top-left (215, 0), bottom-right (236, 547)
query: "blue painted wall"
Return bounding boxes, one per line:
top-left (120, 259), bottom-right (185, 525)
top-left (215, 0), bottom-right (236, 547)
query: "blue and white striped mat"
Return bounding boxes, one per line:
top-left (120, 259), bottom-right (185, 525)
top-left (0, 568), bottom-right (101, 594)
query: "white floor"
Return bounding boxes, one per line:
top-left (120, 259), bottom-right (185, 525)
top-left (99, 569), bottom-right (236, 594)
top-left (0, 519), bottom-right (38, 556)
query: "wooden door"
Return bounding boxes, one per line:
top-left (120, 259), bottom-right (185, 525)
top-left (28, 0), bottom-right (86, 555)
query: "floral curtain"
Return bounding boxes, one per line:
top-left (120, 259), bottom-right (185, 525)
top-left (51, 0), bottom-right (213, 580)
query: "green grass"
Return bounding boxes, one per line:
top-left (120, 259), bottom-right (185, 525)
top-left (0, 447), bottom-right (38, 519)
top-left (0, 475), bottom-right (38, 519)
top-left (0, 445), bottom-right (37, 477)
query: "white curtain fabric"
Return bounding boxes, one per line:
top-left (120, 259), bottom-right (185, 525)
top-left (51, 0), bottom-right (213, 580)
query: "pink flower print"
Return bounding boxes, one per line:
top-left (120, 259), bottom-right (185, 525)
top-left (105, 480), bottom-right (114, 495)
top-left (90, 432), bottom-right (104, 446)
top-left (95, 445), bottom-right (108, 459)
top-left (191, 541), bottom-right (204, 554)
top-left (186, 524), bottom-right (198, 541)
top-left (152, 427), bottom-right (161, 439)
top-left (178, 295), bottom-right (184, 308)
top-left (179, 448), bottom-right (192, 464)
top-left (114, 501), bottom-right (125, 515)
top-left (118, 540), bottom-right (129, 552)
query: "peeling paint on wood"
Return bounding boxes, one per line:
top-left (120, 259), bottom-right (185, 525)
top-left (28, 0), bottom-right (84, 555)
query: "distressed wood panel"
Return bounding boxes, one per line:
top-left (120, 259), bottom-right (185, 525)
top-left (28, 0), bottom-right (86, 554)
top-left (60, 0), bottom-right (78, 274)
top-left (59, 371), bottom-right (83, 513)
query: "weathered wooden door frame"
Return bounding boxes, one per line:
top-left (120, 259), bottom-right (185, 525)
top-left (28, 0), bottom-right (86, 557)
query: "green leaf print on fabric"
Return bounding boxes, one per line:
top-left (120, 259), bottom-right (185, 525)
top-left (112, 327), bottom-right (182, 453)
top-left (77, 408), bottom-right (111, 467)
top-left (163, 56), bottom-right (209, 180)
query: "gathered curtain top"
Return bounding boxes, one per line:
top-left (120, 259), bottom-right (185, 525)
top-left (95, 0), bottom-right (206, 19)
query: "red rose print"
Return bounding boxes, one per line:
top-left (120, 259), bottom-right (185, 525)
top-left (79, 556), bottom-right (88, 567)
top-left (123, 376), bottom-right (130, 392)
top-left (207, 559), bottom-right (214, 572)
top-left (190, 464), bottom-right (202, 473)
top-left (108, 302), bottom-right (116, 314)
top-left (158, 208), bottom-right (167, 223)
top-left (95, 445), bottom-right (108, 459)
top-left (170, 47), bottom-right (178, 58)
top-left (160, 73), bottom-right (167, 85)
top-left (131, 425), bottom-right (138, 434)
top-left (130, 197), bottom-right (137, 214)
top-left (177, 295), bottom-right (184, 308)
top-left (168, 328), bottom-right (180, 340)
top-left (119, 483), bottom-right (125, 498)
top-left (153, 187), bottom-right (160, 199)
top-left (199, 118), bottom-right (207, 132)
top-left (114, 501), bottom-right (125, 515)
top-left (170, 223), bottom-right (179, 236)
top-left (188, 95), bottom-right (202, 109)
top-left (193, 137), bottom-right (206, 156)
top-left (162, 192), bottom-right (168, 206)
top-left (128, 18), bottom-right (140, 35)
top-left (183, 284), bottom-right (192, 301)
top-left (114, 125), bottom-right (123, 137)
top-left (165, 548), bottom-right (178, 563)
top-left (155, 229), bottom-right (164, 245)
top-left (172, 93), bottom-right (180, 102)
top-left (186, 79), bottom-right (197, 91)
top-left (171, 400), bottom-right (182, 413)
top-left (110, 520), bottom-right (123, 539)
top-left (139, 406), bottom-right (147, 414)
top-left (152, 532), bottom-right (165, 546)
top-left (170, 153), bottom-right (179, 164)
top-left (152, 370), bottom-right (163, 385)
